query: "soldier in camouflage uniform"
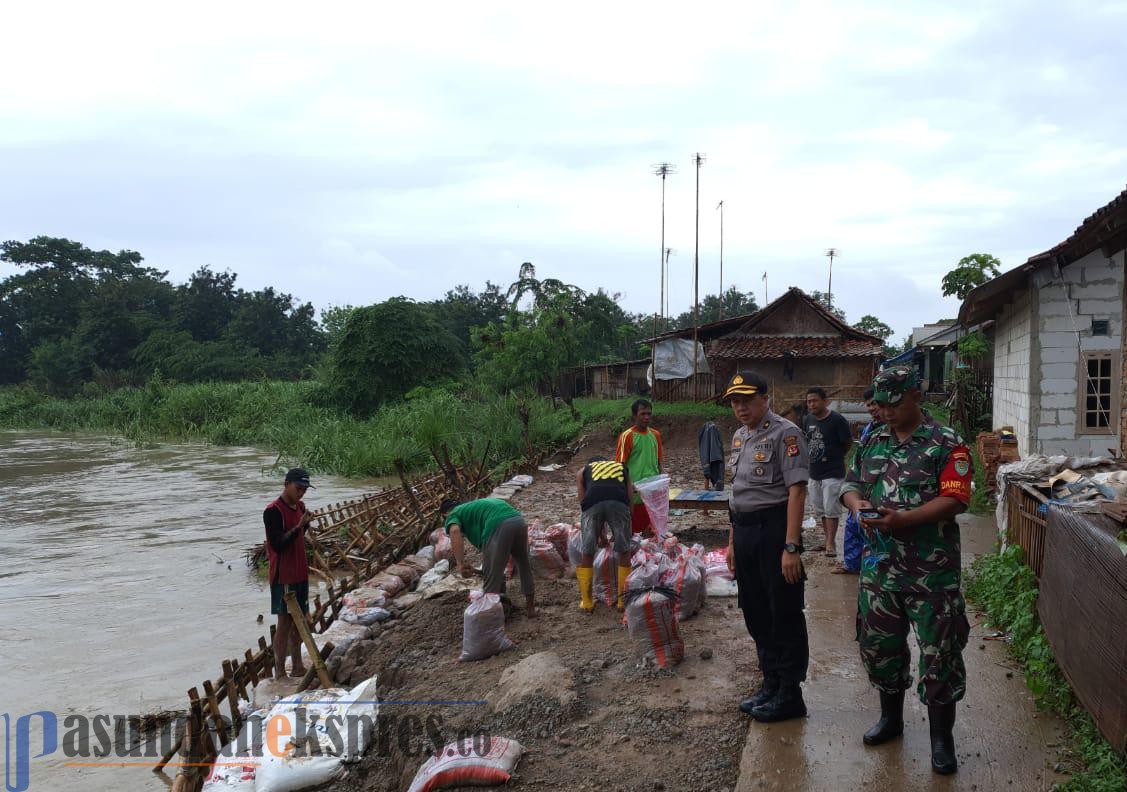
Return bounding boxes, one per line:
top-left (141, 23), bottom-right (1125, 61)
top-left (840, 365), bottom-right (972, 776)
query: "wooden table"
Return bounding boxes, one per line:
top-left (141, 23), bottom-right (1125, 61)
top-left (668, 488), bottom-right (730, 512)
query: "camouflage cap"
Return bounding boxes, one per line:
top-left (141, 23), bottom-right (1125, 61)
top-left (871, 365), bottom-right (920, 405)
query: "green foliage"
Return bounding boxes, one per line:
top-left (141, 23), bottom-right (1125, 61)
top-left (668, 286), bottom-right (759, 328)
top-left (941, 253), bottom-right (1002, 300)
top-left (0, 238), bottom-right (325, 392)
top-left (855, 314), bottom-right (893, 340)
top-left (325, 298), bottom-right (467, 417)
top-left (809, 290), bottom-right (846, 321)
top-left (958, 330), bottom-right (991, 361)
top-left (966, 548), bottom-right (1127, 790)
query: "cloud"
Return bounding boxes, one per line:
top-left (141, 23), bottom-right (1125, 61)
top-left (1, 1), bottom-right (1126, 341)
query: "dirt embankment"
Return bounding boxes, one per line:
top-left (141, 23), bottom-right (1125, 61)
top-left (329, 413), bottom-right (767, 792)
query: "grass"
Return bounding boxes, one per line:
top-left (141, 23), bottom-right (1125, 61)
top-left (0, 382), bottom-right (724, 481)
top-left (965, 546), bottom-right (1127, 791)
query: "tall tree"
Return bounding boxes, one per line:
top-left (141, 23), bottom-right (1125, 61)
top-left (941, 253), bottom-right (1002, 300)
top-left (809, 290), bottom-right (846, 321)
top-left (326, 298), bottom-right (466, 416)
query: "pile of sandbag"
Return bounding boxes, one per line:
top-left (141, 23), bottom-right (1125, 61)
top-left (528, 539), bottom-right (567, 578)
top-left (203, 676), bottom-right (379, 792)
top-left (459, 591), bottom-right (515, 662)
top-left (529, 521), bottom-right (571, 560)
top-left (490, 473), bottom-right (534, 501)
top-left (407, 736), bottom-right (525, 792)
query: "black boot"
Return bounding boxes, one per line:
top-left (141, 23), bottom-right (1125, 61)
top-left (751, 681), bottom-right (807, 723)
top-left (863, 690), bottom-right (905, 745)
top-left (928, 703), bottom-right (957, 774)
top-left (739, 677), bottom-right (779, 715)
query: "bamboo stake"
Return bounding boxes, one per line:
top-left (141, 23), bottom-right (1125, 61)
top-left (296, 641), bottom-right (335, 692)
top-left (284, 591), bottom-right (333, 689)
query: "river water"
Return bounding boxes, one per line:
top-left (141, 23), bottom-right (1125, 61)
top-left (0, 430), bottom-right (383, 791)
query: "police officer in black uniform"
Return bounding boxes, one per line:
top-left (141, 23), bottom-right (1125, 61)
top-left (723, 371), bottom-right (811, 722)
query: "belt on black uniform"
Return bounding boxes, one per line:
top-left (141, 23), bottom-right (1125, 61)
top-left (729, 501), bottom-right (788, 526)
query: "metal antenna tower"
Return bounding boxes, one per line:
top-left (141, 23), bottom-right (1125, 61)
top-left (652, 162), bottom-right (676, 376)
top-left (717, 200), bottom-right (724, 319)
top-left (692, 153), bottom-right (706, 382)
top-left (664, 247), bottom-right (673, 317)
top-left (825, 247), bottom-right (839, 309)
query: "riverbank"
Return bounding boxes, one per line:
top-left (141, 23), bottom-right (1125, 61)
top-left (0, 381), bottom-right (727, 480)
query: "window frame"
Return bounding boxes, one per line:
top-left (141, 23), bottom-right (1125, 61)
top-left (1077, 350), bottom-right (1118, 436)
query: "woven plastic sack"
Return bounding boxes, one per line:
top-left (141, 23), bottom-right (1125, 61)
top-left (340, 605), bottom-right (392, 626)
top-left (365, 572), bottom-right (406, 597)
top-left (660, 557), bottom-right (705, 619)
top-left (529, 539), bottom-right (567, 579)
top-left (625, 587), bottom-right (684, 668)
top-left (342, 587), bottom-right (387, 609)
top-left (430, 528), bottom-right (454, 563)
top-left (706, 576), bottom-right (739, 597)
top-left (407, 736), bottom-right (525, 792)
top-left (417, 559), bottom-right (451, 591)
top-left (627, 559), bottom-right (662, 590)
top-left (703, 548), bottom-right (733, 580)
top-left (386, 563), bottom-right (421, 587)
top-left (530, 522), bottom-right (571, 560)
top-left (633, 474), bottom-right (671, 538)
top-left (459, 592), bottom-right (515, 662)
top-left (402, 553), bottom-right (435, 573)
top-left (567, 525), bottom-right (584, 567)
top-left (592, 547), bottom-right (620, 607)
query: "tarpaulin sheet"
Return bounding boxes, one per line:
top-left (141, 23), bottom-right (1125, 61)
top-left (652, 338), bottom-right (710, 381)
top-left (1039, 506), bottom-right (1127, 756)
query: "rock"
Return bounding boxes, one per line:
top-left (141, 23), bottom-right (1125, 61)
top-left (699, 648), bottom-right (714, 660)
top-left (490, 651), bottom-right (577, 713)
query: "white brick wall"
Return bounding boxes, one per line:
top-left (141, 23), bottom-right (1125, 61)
top-left (993, 288), bottom-right (1033, 455)
top-left (1030, 249), bottom-right (1123, 457)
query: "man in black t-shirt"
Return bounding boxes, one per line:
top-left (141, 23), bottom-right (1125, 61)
top-left (574, 456), bottom-right (635, 612)
top-left (802, 388), bottom-right (853, 558)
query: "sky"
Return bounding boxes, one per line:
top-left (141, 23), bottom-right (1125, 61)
top-left (3, 1), bottom-right (1127, 342)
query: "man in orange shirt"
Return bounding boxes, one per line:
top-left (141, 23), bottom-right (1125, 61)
top-left (615, 398), bottom-right (663, 535)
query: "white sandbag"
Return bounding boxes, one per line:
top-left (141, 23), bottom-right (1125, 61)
top-left (634, 473), bottom-right (671, 538)
top-left (625, 589), bottom-right (684, 668)
top-left (627, 559), bottom-right (662, 590)
top-left (459, 592), bottom-right (514, 662)
top-left (529, 522), bottom-right (571, 560)
top-left (385, 563), bottom-right (421, 587)
top-left (302, 620), bottom-right (369, 664)
top-left (509, 474), bottom-right (534, 487)
top-left (703, 549), bottom-right (733, 581)
top-left (529, 539), bottom-right (567, 579)
top-left (592, 548), bottom-right (619, 607)
top-left (340, 606), bottom-right (392, 626)
top-left (342, 587), bottom-right (387, 610)
top-left (417, 559), bottom-right (451, 591)
top-left (415, 545), bottom-right (437, 564)
top-left (566, 526), bottom-right (583, 568)
top-left (660, 558), bottom-right (704, 619)
top-left (407, 736), bottom-right (525, 792)
top-left (254, 676), bottom-right (379, 792)
top-left (705, 576), bottom-right (739, 597)
top-left (202, 746), bottom-right (258, 790)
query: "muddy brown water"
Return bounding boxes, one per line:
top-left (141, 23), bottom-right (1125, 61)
top-left (0, 430), bottom-right (385, 791)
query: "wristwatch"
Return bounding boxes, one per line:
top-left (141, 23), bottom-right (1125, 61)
top-left (784, 543), bottom-right (803, 554)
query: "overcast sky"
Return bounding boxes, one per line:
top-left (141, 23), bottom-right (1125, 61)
top-left (3, 1), bottom-right (1127, 341)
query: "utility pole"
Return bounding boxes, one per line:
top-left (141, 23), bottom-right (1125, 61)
top-left (717, 200), bottom-right (724, 319)
top-left (652, 163), bottom-right (675, 382)
top-left (692, 153), bottom-right (705, 386)
top-left (762, 270), bottom-right (768, 307)
top-left (825, 247), bottom-right (839, 310)
top-left (658, 246), bottom-right (667, 317)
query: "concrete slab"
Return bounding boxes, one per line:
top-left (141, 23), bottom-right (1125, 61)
top-left (736, 514), bottom-right (1068, 791)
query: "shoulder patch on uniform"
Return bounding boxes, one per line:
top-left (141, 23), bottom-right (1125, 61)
top-left (733, 437), bottom-right (742, 448)
top-left (954, 459), bottom-right (970, 476)
top-left (784, 435), bottom-right (800, 457)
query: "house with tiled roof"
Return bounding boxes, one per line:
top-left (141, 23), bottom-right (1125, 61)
top-left (651, 287), bottom-right (883, 407)
top-left (960, 184), bottom-right (1127, 457)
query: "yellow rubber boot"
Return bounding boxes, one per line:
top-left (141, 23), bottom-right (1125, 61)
top-left (576, 566), bottom-right (595, 613)
top-left (616, 566), bottom-right (630, 612)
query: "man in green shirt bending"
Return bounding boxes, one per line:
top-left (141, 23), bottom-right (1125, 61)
top-left (440, 497), bottom-right (537, 617)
